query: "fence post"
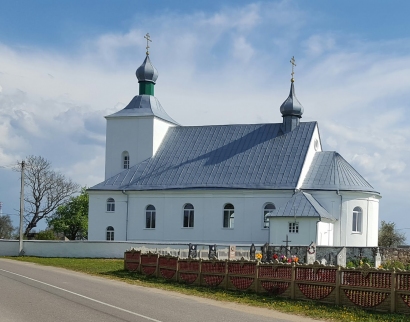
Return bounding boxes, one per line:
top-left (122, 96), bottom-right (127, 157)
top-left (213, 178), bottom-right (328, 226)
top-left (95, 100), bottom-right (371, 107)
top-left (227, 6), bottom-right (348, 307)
top-left (224, 260), bottom-right (229, 290)
top-left (199, 258), bottom-right (203, 286)
top-left (335, 266), bottom-right (341, 305)
top-left (176, 257), bottom-right (180, 283)
top-left (155, 254), bottom-right (160, 278)
top-left (291, 262), bottom-right (296, 300)
top-left (255, 261), bottom-right (260, 294)
top-left (391, 269), bottom-right (396, 313)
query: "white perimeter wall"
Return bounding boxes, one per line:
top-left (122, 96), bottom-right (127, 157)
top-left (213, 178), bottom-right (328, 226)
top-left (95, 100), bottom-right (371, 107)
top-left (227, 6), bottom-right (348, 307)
top-left (0, 240), bottom-right (20, 256)
top-left (0, 240), bottom-right (249, 258)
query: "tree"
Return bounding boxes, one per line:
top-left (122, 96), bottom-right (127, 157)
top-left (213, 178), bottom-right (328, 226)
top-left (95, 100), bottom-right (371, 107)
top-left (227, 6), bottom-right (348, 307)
top-left (47, 187), bottom-right (88, 240)
top-left (35, 229), bottom-right (58, 240)
top-left (378, 221), bottom-right (406, 247)
top-left (21, 155), bottom-right (80, 236)
top-left (0, 215), bottom-right (14, 239)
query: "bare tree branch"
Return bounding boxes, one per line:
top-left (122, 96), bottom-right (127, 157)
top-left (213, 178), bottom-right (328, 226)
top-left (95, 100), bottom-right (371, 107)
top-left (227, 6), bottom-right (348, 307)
top-left (16, 156), bottom-right (80, 236)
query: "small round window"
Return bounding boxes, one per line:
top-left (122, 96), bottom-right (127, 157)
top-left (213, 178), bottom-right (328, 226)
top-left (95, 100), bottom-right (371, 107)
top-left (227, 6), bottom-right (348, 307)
top-left (314, 139), bottom-right (319, 151)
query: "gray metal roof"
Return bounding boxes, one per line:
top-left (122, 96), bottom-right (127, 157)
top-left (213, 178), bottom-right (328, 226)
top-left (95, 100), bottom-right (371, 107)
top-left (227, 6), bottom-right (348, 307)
top-left (136, 55), bottom-right (158, 84)
top-left (105, 95), bottom-right (179, 125)
top-left (267, 191), bottom-right (335, 221)
top-left (301, 151), bottom-right (379, 194)
top-left (90, 122), bottom-right (317, 191)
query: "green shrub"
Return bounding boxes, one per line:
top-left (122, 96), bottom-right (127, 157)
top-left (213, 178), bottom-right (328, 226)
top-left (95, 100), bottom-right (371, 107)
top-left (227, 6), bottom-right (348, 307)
top-left (35, 230), bottom-right (58, 240)
top-left (346, 257), bottom-right (374, 268)
top-left (381, 260), bottom-right (410, 271)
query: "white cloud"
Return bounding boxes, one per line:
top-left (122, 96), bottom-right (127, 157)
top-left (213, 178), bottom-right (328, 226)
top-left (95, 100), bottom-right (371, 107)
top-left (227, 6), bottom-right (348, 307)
top-left (303, 34), bottom-right (336, 56)
top-left (232, 36), bottom-right (255, 63)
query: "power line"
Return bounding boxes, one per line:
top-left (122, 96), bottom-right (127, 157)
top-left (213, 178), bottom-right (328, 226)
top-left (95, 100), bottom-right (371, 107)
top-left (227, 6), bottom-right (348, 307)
top-left (0, 164), bottom-right (16, 170)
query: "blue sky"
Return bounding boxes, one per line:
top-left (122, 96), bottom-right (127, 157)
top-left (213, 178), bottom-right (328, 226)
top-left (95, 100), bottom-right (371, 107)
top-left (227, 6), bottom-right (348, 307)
top-left (1, 0), bottom-right (410, 240)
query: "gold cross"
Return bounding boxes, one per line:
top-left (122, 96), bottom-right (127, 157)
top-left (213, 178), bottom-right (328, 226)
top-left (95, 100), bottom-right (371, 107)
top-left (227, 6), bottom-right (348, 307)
top-left (290, 56), bottom-right (296, 82)
top-left (144, 33), bottom-right (152, 55)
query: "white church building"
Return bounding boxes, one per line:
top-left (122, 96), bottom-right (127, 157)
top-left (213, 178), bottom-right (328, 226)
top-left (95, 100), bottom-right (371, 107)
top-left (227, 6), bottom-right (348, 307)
top-left (88, 43), bottom-right (381, 247)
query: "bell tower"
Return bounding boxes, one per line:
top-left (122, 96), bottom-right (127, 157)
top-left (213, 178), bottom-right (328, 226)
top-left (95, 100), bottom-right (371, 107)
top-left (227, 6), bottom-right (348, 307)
top-left (104, 33), bottom-right (179, 179)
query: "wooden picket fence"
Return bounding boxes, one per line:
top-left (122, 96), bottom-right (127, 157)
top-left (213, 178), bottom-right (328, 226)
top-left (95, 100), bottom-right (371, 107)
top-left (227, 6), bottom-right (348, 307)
top-left (124, 250), bottom-right (410, 314)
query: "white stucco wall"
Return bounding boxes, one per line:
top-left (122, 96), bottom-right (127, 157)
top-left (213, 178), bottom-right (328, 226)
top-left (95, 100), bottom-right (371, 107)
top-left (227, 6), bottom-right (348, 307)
top-left (0, 240), bottom-right (19, 255)
top-left (105, 116), bottom-right (154, 179)
top-left (317, 222), bottom-right (334, 246)
top-left (105, 116), bottom-right (176, 180)
top-left (0, 240), bottom-right (257, 258)
top-left (338, 192), bottom-right (380, 247)
top-left (153, 118), bottom-right (176, 156)
top-left (269, 217), bottom-right (319, 245)
top-left (296, 124), bottom-right (322, 189)
top-left (89, 189), bottom-right (380, 247)
top-left (89, 189), bottom-right (295, 244)
top-left (268, 190), bottom-right (380, 247)
top-left (88, 191), bottom-right (128, 241)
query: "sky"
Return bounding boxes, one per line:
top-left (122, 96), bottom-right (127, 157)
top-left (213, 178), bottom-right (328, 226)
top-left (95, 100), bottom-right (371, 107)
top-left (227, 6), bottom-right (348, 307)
top-left (0, 0), bottom-right (410, 240)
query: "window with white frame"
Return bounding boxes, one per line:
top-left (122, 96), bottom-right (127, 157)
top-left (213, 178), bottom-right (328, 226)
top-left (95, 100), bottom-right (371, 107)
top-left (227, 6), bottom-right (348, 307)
top-left (223, 204), bottom-right (235, 228)
top-left (106, 226), bottom-right (114, 241)
top-left (352, 207), bottom-right (362, 233)
top-left (106, 198), bottom-right (115, 212)
top-left (183, 203), bottom-right (194, 228)
top-left (263, 203), bottom-right (275, 228)
top-left (289, 222), bottom-right (299, 233)
top-left (122, 151), bottom-right (130, 169)
top-left (146, 205), bottom-right (156, 229)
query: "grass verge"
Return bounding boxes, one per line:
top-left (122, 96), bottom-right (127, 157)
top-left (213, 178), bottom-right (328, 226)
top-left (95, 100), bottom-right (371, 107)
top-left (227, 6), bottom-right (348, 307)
top-left (5, 256), bottom-right (409, 322)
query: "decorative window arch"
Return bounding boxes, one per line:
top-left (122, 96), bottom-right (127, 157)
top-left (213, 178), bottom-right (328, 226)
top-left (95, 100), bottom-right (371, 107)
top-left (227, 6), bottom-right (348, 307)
top-left (263, 203), bottom-right (275, 228)
top-left (106, 226), bottom-right (114, 241)
top-left (183, 204), bottom-right (194, 228)
top-left (106, 198), bottom-right (115, 212)
top-left (352, 207), bottom-right (363, 233)
top-left (122, 151), bottom-right (130, 169)
top-left (223, 204), bottom-right (235, 228)
top-left (146, 205), bottom-right (156, 229)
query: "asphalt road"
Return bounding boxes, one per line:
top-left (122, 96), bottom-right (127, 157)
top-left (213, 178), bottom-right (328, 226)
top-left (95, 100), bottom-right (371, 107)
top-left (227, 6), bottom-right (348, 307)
top-left (0, 258), bottom-right (319, 322)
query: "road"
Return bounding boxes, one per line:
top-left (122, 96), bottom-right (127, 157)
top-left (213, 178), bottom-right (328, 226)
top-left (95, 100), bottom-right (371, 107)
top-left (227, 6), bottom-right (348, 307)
top-left (0, 258), bottom-right (319, 322)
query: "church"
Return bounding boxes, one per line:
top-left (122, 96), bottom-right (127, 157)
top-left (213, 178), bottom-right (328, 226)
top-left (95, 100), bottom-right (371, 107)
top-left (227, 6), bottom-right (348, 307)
top-left (88, 36), bottom-right (381, 247)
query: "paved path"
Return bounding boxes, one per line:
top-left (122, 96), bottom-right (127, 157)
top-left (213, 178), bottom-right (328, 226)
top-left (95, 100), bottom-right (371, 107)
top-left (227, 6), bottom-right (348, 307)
top-left (0, 258), bottom-right (321, 322)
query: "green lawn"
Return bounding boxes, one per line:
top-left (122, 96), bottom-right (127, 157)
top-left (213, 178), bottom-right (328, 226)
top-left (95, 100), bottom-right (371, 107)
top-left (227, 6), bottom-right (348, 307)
top-left (5, 256), bottom-right (409, 322)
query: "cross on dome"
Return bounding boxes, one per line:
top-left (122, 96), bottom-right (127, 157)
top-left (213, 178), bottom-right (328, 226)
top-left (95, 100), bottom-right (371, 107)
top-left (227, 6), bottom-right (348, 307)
top-left (144, 33), bottom-right (152, 55)
top-left (290, 56), bottom-right (296, 82)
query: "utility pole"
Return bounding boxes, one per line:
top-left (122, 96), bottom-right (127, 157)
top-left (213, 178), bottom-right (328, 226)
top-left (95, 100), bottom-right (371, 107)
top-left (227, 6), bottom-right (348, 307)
top-left (19, 160), bottom-right (25, 255)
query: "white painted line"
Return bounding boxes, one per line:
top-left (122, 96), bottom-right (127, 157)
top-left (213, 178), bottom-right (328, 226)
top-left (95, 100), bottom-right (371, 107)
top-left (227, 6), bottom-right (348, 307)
top-left (0, 268), bottom-right (163, 322)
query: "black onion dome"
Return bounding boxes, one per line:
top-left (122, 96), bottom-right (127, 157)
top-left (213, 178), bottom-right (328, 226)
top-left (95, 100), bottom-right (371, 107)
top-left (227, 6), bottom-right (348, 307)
top-left (280, 82), bottom-right (304, 117)
top-left (136, 55), bottom-right (158, 84)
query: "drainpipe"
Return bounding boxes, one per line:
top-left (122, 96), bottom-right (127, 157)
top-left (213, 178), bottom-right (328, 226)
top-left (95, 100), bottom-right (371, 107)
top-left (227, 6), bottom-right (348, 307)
top-left (366, 198), bottom-right (369, 247)
top-left (336, 190), bottom-right (343, 246)
top-left (122, 190), bottom-right (129, 241)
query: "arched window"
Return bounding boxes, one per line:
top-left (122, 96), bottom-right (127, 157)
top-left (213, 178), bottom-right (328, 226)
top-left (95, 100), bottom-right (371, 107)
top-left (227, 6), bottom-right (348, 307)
top-left (223, 204), bottom-right (235, 228)
top-left (352, 207), bottom-right (362, 232)
top-left (146, 205), bottom-right (156, 229)
top-left (106, 226), bottom-right (114, 241)
top-left (263, 203), bottom-right (275, 228)
top-left (122, 151), bottom-right (130, 169)
top-left (106, 198), bottom-right (115, 212)
top-left (183, 204), bottom-right (194, 228)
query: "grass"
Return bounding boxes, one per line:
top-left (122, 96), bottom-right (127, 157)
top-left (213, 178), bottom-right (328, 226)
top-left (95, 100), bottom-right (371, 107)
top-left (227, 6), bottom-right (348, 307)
top-left (5, 256), bottom-right (410, 322)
